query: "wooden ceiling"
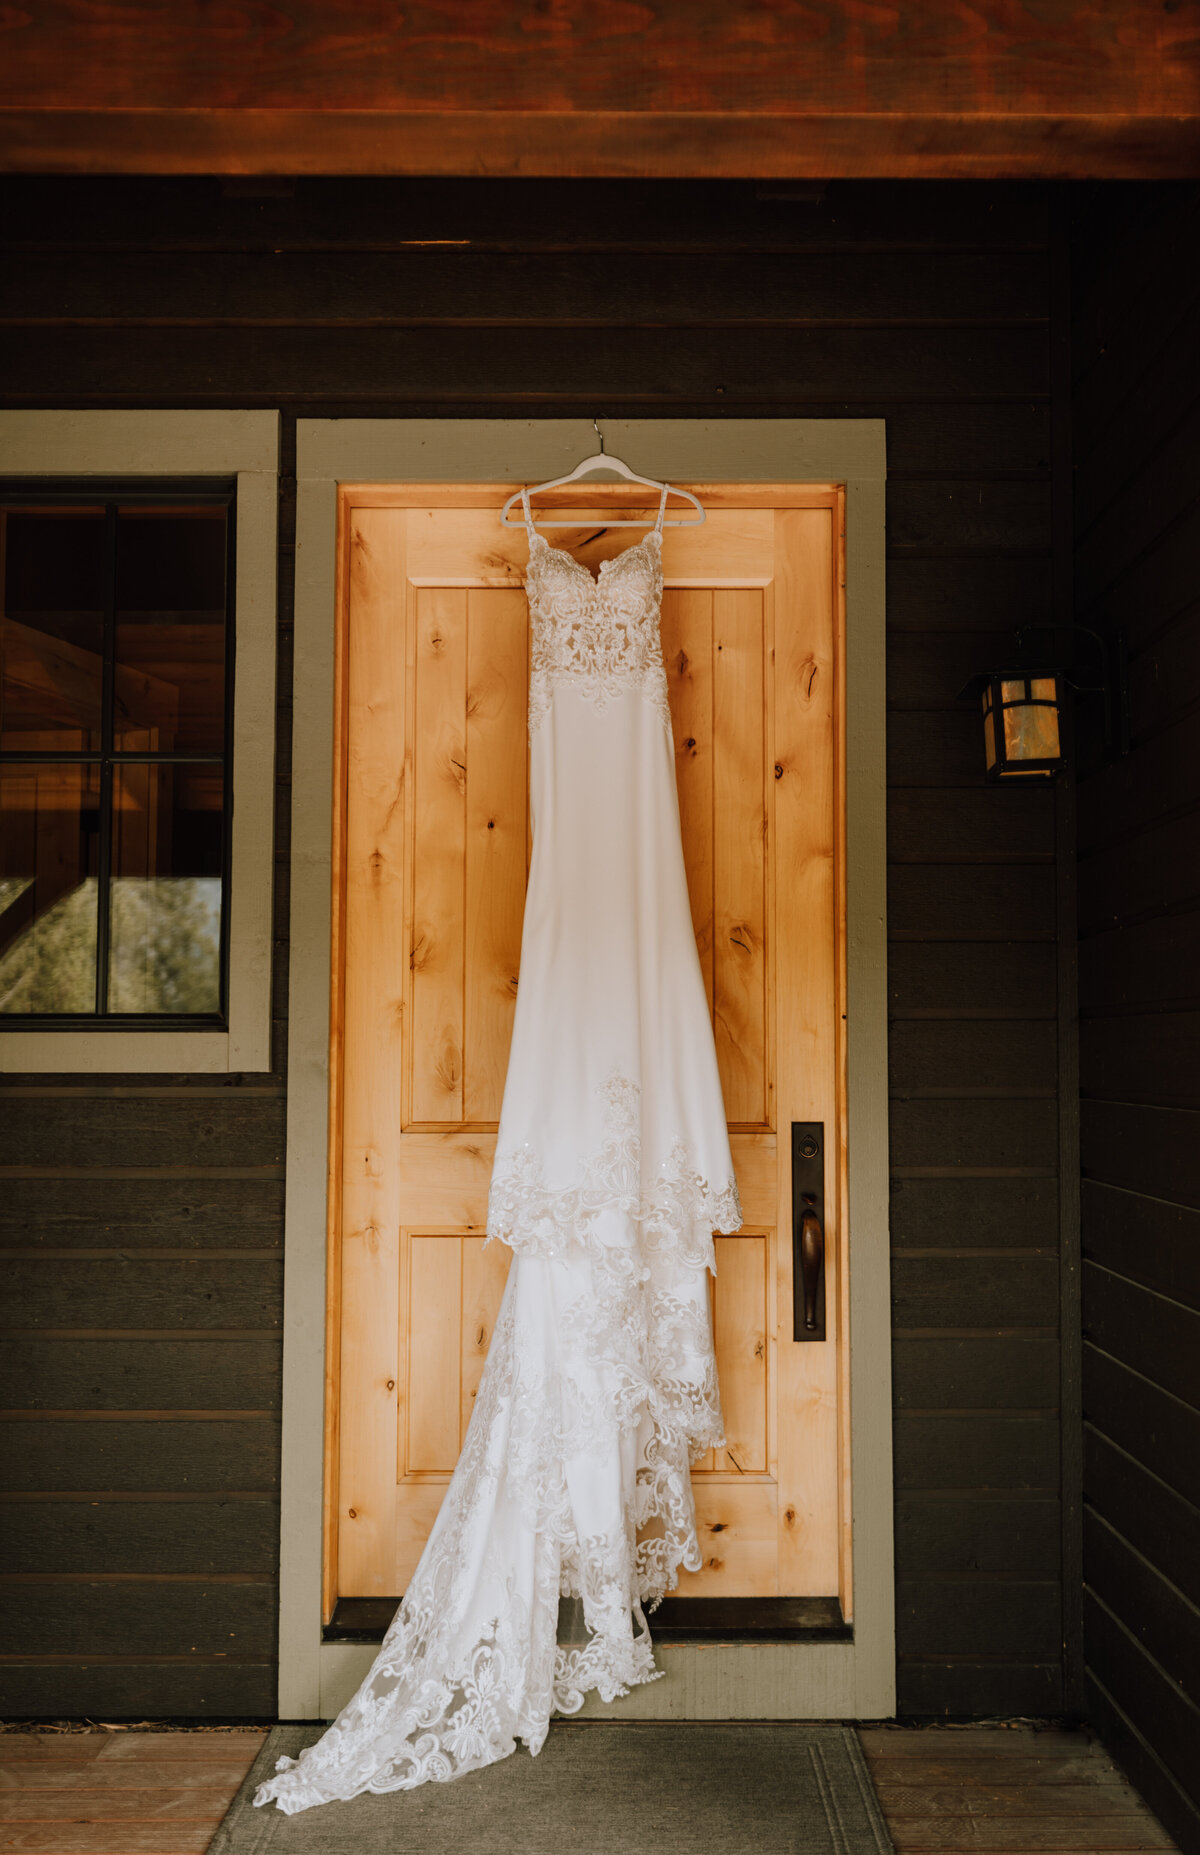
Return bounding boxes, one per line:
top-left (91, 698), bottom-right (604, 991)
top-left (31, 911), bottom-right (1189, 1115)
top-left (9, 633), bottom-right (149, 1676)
top-left (2, 1), bottom-right (1198, 179)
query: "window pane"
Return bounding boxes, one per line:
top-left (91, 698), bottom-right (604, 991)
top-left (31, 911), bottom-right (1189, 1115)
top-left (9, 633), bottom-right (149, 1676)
top-left (114, 508), bottom-right (227, 751)
top-left (0, 762), bottom-right (101, 1014)
top-left (108, 763), bottom-right (223, 1014)
top-left (1002, 698), bottom-right (1061, 764)
top-left (1, 509), bottom-right (106, 752)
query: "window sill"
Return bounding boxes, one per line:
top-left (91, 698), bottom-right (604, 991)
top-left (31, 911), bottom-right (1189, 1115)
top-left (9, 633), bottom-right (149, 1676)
top-left (0, 1027), bottom-right (257, 1073)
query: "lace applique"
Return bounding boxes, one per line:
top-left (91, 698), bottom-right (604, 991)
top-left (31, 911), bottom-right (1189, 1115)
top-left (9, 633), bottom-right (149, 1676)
top-left (524, 532), bottom-right (674, 739)
top-left (486, 1072), bottom-right (743, 1275)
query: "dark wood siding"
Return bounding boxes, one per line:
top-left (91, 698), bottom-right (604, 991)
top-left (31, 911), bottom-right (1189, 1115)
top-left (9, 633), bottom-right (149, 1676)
top-left (0, 1134), bottom-right (285, 1720)
top-left (0, 176), bottom-right (1067, 1719)
top-left (1071, 183), bottom-right (1200, 1854)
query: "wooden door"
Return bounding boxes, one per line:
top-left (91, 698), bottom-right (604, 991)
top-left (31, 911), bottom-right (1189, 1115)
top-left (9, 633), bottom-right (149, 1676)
top-left (325, 484), bottom-right (849, 1619)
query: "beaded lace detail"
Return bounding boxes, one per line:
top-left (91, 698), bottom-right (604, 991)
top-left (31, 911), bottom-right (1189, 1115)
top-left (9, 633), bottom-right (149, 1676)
top-left (522, 486), bottom-right (673, 739)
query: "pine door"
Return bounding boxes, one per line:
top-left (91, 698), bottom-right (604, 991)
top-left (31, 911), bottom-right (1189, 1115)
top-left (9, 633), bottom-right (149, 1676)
top-left (326, 484), bottom-right (849, 1619)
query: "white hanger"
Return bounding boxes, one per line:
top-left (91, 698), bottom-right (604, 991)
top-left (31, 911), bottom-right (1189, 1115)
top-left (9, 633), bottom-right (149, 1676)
top-left (500, 421), bottom-right (705, 529)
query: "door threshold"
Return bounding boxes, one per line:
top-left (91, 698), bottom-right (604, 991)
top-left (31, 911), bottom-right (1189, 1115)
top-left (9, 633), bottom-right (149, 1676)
top-left (324, 1595), bottom-right (850, 1646)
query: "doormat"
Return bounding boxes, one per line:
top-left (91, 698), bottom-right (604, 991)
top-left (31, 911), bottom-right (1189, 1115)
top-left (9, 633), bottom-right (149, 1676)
top-left (211, 1721), bottom-right (894, 1855)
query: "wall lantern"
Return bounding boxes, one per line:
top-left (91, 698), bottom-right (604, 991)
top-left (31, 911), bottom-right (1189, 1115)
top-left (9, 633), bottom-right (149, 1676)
top-left (957, 623), bottom-right (1129, 783)
top-left (960, 669), bottom-right (1066, 781)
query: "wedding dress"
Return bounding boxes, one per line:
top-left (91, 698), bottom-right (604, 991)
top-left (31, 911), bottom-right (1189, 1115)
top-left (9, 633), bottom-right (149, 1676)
top-left (253, 482), bottom-right (741, 1813)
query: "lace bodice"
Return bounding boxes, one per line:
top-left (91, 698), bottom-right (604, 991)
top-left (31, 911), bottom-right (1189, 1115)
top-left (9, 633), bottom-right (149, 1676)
top-left (522, 486), bottom-right (673, 737)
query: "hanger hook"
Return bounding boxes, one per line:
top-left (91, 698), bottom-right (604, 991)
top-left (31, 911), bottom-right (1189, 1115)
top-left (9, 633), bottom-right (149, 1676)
top-left (593, 416), bottom-right (605, 455)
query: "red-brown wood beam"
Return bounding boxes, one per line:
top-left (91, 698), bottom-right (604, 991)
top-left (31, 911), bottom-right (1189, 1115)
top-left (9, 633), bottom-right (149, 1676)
top-left (2, 110), bottom-right (1198, 179)
top-left (2, 2), bottom-right (1198, 178)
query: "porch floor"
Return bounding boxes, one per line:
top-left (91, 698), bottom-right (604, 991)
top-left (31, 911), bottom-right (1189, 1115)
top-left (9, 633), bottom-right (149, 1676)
top-left (857, 1726), bottom-right (1178, 1852)
top-left (0, 1723), bottom-right (1179, 1853)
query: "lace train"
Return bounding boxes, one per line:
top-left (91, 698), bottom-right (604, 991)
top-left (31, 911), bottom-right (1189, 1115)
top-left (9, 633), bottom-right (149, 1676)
top-left (252, 1080), bottom-right (741, 1813)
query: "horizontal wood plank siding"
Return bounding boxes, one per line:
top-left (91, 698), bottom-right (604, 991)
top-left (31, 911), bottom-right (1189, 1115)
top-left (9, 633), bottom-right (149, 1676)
top-left (0, 176), bottom-right (292, 1715)
top-left (1071, 180), bottom-right (1200, 1855)
top-left (0, 175), bottom-right (1066, 1719)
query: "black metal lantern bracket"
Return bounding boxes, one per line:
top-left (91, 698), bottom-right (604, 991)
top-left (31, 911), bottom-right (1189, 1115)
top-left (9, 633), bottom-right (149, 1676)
top-left (957, 621), bottom-right (1130, 762)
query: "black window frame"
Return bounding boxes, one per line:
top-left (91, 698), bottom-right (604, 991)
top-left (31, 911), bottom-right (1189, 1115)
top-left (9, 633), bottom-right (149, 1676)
top-left (0, 476), bottom-right (237, 1031)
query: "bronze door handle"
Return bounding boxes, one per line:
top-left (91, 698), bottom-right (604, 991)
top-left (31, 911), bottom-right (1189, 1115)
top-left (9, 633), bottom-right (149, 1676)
top-left (799, 1208), bottom-right (824, 1331)
top-left (792, 1122), bottom-right (827, 1341)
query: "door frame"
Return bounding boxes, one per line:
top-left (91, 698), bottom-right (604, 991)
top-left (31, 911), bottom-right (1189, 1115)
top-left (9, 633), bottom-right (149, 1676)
top-left (282, 418), bottom-right (892, 1720)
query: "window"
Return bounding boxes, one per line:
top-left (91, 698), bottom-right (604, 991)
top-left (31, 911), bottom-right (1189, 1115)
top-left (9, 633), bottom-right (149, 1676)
top-left (1, 487), bottom-right (234, 1024)
top-left (0, 410), bottom-right (278, 1074)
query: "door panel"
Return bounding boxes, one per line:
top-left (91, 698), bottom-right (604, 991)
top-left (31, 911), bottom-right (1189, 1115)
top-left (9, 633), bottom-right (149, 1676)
top-left (407, 585), bottom-right (527, 1128)
top-left (329, 487), bottom-right (846, 1613)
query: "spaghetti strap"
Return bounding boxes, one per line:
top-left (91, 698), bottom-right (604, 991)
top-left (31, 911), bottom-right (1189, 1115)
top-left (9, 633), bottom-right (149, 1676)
top-left (654, 482), bottom-right (669, 535)
top-left (520, 486), bottom-right (540, 546)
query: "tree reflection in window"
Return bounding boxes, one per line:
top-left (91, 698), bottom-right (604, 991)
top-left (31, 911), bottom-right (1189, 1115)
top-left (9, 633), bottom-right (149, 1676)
top-left (0, 493), bottom-right (232, 1022)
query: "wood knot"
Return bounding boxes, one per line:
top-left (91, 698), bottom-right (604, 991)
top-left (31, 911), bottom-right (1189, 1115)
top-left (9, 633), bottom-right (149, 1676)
top-left (347, 1508), bottom-right (357, 1520)
top-left (385, 1380), bottom-right (395, 1392)
top-left (785, 1506), bottom-right (796, 1526)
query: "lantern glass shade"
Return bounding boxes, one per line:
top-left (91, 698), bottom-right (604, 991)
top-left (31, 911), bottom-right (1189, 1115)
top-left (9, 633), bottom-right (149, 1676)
top-left (980, 671), bottom-right (1064, 779)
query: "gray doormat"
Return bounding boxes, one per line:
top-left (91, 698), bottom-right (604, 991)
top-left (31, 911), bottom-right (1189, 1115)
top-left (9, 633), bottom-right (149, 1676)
top-left (212, 1722), bottom-right (894, 1855)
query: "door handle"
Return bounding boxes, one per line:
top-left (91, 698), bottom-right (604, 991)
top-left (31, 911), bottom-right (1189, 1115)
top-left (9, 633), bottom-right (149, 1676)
top-left (792, 1121), bottom-right (827, 1341)
top-left (799, 1208), bottom-right (824, 1331)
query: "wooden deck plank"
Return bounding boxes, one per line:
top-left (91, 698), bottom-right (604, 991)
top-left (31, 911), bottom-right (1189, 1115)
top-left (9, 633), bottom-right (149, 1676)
top-left (887, 1823), bottom-right (1173, 1851)
top-left (92, 1736), bottom-right (267, 1765)
top-left (866, 1756), bottom-right (1134, 1785)
top-left (875, 1783), bottom-right (1162, 1818)
top-left (0, 1742), bottom-right (110, 1764)
top-left (859, 1728), bottom-right (1094, 1756)
top-left (0, 1794), bottom-right (232, 1823)
top-left (0, 1737), bottom-right (263, 1766)
top-left (0, 1766), bottom-right (254, 1791)
top-left (0, 1828), bottom-right (217, 1853)
top-left (93, 1739), bottom-right (265, 1764)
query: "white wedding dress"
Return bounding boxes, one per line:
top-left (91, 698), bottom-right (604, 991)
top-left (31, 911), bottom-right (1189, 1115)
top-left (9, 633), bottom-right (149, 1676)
top-left (253, 483), bottom-right (741, 1813)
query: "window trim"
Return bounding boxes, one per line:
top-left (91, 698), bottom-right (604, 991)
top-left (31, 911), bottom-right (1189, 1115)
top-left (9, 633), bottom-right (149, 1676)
top-left (0, 411), bottom-right (279, 1073)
